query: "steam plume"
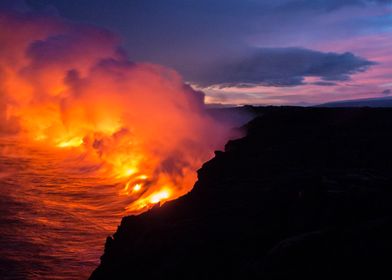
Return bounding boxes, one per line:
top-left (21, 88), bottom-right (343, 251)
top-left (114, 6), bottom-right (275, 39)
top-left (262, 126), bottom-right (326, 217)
top-left (0, 11), bottom-right (235, 212)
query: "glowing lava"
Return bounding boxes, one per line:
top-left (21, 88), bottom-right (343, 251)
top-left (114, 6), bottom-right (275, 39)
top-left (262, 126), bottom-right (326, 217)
top-left (133, 184), bottom-right (142, 192)
top-left (57, 138), bottom-right (84, 148)
top-left (150, 190), bottom-right (171, 204)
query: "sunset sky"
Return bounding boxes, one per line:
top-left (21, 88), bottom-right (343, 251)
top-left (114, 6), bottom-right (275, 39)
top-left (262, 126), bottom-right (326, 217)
top-left (1, 0), bottom-right (392, 105)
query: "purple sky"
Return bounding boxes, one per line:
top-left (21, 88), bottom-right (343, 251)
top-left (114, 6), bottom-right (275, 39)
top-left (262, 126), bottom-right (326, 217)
top-left (1, 0), bottom-right (392, 105)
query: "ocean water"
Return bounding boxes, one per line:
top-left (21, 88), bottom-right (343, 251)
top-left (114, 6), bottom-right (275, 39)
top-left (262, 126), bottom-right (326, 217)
top-left (0, 139), bottom-right (130, 279)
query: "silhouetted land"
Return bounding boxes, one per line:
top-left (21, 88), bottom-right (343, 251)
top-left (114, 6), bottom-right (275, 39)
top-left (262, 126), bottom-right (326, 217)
top-left (90, 107), bottom-right (392, 279)
top-left (318, 96), bottom-right (392, 107)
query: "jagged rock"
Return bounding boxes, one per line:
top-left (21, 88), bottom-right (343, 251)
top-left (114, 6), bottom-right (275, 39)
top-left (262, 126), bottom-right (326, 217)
top-left (263, 218), bottom-right (392, 279)
top-left (90, 108), bottom-right (392, 279)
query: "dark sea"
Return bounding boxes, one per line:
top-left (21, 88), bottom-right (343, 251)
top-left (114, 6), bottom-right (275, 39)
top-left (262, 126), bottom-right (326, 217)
top-left (0, 139), bottom-right (129, 279)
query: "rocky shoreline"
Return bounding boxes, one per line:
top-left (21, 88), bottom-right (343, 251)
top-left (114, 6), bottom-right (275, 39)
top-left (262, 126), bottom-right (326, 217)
top-left (90, 107), bottom-right (392, 279)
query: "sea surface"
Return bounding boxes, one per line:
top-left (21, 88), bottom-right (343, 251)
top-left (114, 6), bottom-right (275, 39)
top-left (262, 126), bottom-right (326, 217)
top-left (0, 139), bottom-right (130, 279)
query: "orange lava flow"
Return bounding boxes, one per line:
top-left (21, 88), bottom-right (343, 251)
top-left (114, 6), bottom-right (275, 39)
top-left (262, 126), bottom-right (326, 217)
top-left (0, 12), bottom-right (234, 214)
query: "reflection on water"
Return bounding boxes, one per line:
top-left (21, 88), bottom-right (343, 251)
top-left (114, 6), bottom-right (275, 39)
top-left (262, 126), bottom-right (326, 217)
top-left (0, 139), bottom-right (131, 279)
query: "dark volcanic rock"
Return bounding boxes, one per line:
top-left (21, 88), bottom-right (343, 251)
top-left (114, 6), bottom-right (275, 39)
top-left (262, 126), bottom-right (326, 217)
top-left (90, 108), bottom-right (392, 280)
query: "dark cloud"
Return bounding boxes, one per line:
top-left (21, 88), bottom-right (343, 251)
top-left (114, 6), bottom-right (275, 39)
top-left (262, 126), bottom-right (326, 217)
top-left (382, 89), bottom-right (391, 95)
top-left (0, 0), bottom-right (388, 93)
top-left (192, 48), bottom-right (375, 87)
top-left (1, 1), bottom-right (388, 68)
top-left (312, 81), bottom-right (337, 86)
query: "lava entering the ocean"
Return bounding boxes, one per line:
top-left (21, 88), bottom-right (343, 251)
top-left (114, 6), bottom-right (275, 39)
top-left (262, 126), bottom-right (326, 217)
top-left (0, 11), bottom-right (236, 214)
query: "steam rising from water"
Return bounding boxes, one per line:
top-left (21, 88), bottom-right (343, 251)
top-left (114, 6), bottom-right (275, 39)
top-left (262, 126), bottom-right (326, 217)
top-left (0, 11), bottom-right (236, 213)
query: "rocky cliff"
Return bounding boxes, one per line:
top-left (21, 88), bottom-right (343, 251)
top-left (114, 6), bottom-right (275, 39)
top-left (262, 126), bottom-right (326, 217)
top-left (90, 108), bottom-right (392, 279)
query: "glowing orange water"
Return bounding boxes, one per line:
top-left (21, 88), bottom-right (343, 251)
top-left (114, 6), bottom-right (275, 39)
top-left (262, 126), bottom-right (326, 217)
top-left (0, 136), bottom-right (225, 279)
top-left (0, 140), bottom-right (126, 279)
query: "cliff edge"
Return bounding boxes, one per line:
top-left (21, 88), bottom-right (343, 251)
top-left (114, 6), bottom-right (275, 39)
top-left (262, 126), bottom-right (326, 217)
top-left (91, 108), bottom-right (392, 279)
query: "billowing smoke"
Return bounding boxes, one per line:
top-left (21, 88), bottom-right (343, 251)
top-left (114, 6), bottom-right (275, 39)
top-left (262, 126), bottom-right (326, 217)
top-left (0, 11), bottom-right (236, 213)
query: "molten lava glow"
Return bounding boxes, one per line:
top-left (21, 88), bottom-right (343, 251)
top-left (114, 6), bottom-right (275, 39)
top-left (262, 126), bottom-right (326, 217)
top-left (149, 190), bottom-right (170, 204)
top-left (133, 184), bottom-right (142, 192)
top-left (120, 168), bottom-right (138, 178)
top-left (0, 12), bottom-right (236, 214)
top-left (57, 138), bottom-right (84, 148)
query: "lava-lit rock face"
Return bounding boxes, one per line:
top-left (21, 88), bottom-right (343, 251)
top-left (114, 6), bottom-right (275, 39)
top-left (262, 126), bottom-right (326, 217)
top-left (90, 108), bottom-right (392, 280)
